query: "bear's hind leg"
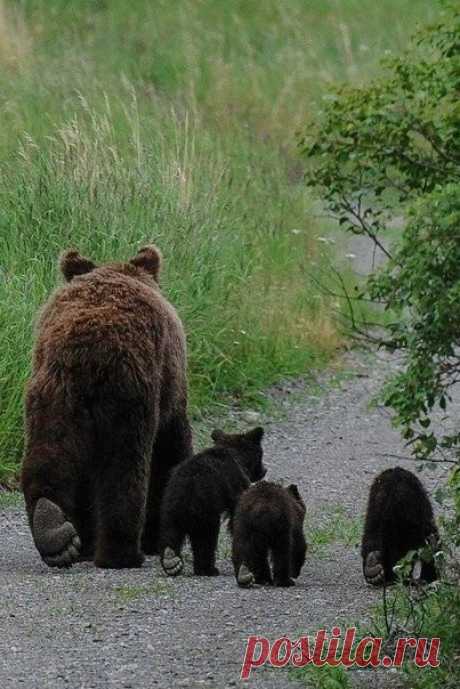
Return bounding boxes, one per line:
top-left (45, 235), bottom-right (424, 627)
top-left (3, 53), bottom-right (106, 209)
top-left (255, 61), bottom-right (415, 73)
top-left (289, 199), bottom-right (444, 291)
top-left (232, 529), bottom-right (252, 587)
top-left (73, 479), bottom-right (96, 562)
top-left (232, 529), bottom-right (254, 587)
top-left (361, 513), bottom-right (385, 586)
top-left (233, 527), bottom-right (271, 587)
top-left (363, 550), bottom-right (386, 585)
top-left (94, 409), bottom-right (152, 569)
top-left (190, 518), bottom-right (220, 576)
top-left (272, 538), bottom-right (295, 587)
top-left (419, 530), bottom-right (439, 583)
top-left (143, 413), bottom-right (193, 555)
top-left (246, 538), bottom-right (272, 586)
top-left (251, 555), bottom-right (272, 586)
top-left (32, 498), bottom-right (81, 568)
top-left (94, 463), bottom-right (147, 569)
top-left (160, 518), bottom-right (186, 577)
top-left (22, 444), bottom-right (84, 569)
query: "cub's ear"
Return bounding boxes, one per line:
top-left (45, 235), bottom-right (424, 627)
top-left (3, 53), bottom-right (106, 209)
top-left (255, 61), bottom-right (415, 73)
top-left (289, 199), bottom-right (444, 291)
top-left (211, 429), bottom-right (226, 445)
top-left (287, 484), bottom-right (301, 500)
top-left (246, 426), bottom-right (264, 444)
top-left (59, 250), bottom-right (96, 282)
top-left (130, 245), bottom-right (162, 281)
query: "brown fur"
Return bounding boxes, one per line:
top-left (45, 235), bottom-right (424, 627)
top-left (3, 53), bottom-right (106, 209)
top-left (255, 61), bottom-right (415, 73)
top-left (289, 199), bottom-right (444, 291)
top-left (21, 245), bottom-right (192, 569)
top-left (232, 481), bottom-right (307, 587)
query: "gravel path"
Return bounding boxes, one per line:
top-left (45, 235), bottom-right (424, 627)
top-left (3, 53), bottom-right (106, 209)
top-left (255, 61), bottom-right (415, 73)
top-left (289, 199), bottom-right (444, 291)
top-left (0, 350), bottom-right (451, 689)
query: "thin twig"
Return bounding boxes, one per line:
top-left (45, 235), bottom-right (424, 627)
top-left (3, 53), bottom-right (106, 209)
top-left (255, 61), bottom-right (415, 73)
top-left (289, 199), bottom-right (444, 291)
top-left (376, 451), bottom-right (458, 465)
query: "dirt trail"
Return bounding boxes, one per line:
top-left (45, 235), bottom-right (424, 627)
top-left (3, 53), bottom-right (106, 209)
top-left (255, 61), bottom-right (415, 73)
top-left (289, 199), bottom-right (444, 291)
top-left (0, 348), bottom-right (451, 689)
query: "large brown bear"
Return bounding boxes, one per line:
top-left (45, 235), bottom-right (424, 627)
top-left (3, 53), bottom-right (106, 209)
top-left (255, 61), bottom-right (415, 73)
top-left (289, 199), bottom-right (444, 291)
top-left (21, 245), bottom-right (192, 569)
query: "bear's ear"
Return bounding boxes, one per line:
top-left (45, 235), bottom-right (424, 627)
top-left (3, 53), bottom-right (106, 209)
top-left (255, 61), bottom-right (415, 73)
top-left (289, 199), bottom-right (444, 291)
top-left (287, 484), bottom-right (301, 501)
top-left (245, 426), bottom-right (264, 444)
top-left (59, 250), bottom-right (96, 282)
top-left (130, 245), bottom-right (162, 281)
top-left (211, 429), bottom-right (226, 445)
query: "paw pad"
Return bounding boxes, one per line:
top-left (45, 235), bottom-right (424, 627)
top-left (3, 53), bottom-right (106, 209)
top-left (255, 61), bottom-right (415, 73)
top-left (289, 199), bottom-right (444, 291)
top-left (237, 564), bottom-right (255, 588)
top-left (33, 498), bottom-right (81, 568)
top-left (161, 547), bottom-right (183, 576)
top-left (364, 550), bottom-right (385, 585)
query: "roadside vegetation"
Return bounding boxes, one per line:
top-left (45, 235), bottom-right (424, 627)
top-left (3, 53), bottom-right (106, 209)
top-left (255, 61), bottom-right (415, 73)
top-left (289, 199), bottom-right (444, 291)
top-left (0, 0), bottom-right (434, 483)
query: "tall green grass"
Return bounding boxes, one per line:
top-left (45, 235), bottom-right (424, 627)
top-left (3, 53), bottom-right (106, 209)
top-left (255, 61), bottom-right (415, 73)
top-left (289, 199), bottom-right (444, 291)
top-left (0, 0), bottom-right (435, 482)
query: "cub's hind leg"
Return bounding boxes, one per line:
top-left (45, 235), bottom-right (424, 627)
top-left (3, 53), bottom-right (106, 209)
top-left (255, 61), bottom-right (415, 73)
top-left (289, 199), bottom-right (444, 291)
top-left (361, 507), bottom-right (385, 586)
top-left (190, 518), bottom-right (220, 576)
top-left (272, 538), bottom-right (295, 587)
top-left (143, 413), bottom-right (192, 555)
top-left (160, 516), bottom-right (186, 577)
top-left (233, 529), bottom-right (272, 587)
top-left (94, 405), bottom-right (153, 569)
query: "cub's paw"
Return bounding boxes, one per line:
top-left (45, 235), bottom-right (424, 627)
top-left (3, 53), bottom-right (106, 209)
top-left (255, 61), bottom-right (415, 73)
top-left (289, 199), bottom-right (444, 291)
top-left (161, 547), bottom-right (184, 576)
top-left (364, 550), bottom-right (385, 586)
top-left (237, 564), bottom-right (255, 588)
top-left (32, 498), bottom-right (81, 569)
top-left (411, 558), bottom-right (423, 583)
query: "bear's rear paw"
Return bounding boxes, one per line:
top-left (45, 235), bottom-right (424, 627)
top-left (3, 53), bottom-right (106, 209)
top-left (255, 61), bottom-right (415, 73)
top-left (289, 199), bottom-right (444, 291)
top-left (32, 498), bottom-right (81, 569)
top-left (364, 550), bottom-right (385, 586)
top-left (161, 547), bottom-right (184, 576)
top-left (237, 564), bottom-right (256, 588)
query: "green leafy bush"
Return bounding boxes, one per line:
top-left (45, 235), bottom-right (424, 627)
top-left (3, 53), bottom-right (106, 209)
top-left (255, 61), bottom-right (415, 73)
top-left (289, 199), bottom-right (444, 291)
top-left (302, 0), bottom-right (460, 458)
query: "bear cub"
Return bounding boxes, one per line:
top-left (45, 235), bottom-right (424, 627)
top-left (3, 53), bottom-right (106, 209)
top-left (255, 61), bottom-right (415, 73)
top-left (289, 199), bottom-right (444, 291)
top-left (362, 467), bottom-right (440, 586)
top-left (232, 481), bottom-right (307, 588)
top-left (160, 427), bottom-right (266, 577)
